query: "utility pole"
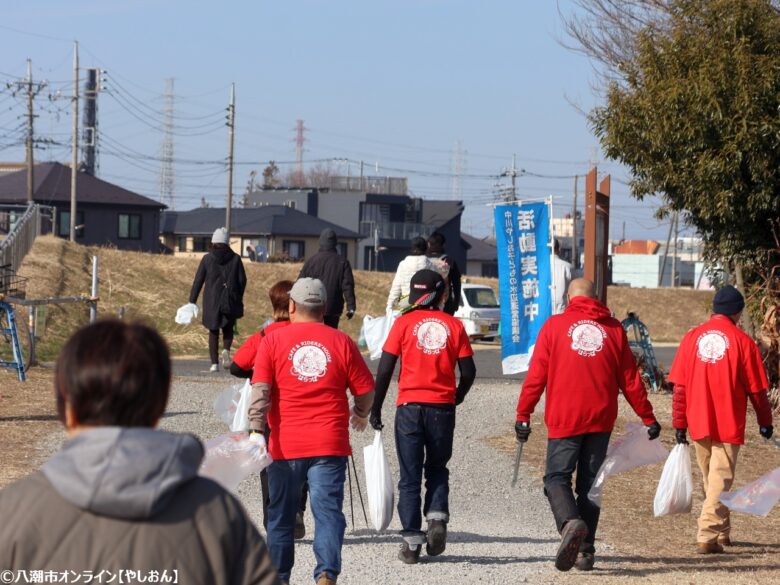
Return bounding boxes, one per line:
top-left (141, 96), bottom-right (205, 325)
top-left (359, 160), bottom-right (364, 191)
top-left (572, 174), bottom-right (579, 270)
top-left (451, 140), bottom-right (464, 201)
top-left (81, 68), bottom-right (100, 176)
top-left (500, 154), bottom-right (520, 202)
top-left (225, 82), bottom-right (235, 235)
top-left (658, 214), bottom-right (674, 287)
top-left (25, 60), bottom-right (34, 202)
top-left (70, 41), bottom-right (79, 242)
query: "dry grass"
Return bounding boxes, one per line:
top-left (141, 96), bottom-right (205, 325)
top-left (488, 393), bottom-right (780, 583)
top-left (0, 367), bottom-right (60, 488)
top-left (16, 238), bottom-right (713, 361)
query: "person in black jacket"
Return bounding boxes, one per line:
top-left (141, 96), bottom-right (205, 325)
top-left (189, 228), bottom-right (247, 372)
top-left (426, 232), bottom-right (462, 316)
top-left (298, 228), bottom-right (356, 329)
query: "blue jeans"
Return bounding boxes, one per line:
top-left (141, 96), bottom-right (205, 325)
top-left (267, 456), bottom-right (347, 583)
top-left (394, 404), bottom-right (455, 541)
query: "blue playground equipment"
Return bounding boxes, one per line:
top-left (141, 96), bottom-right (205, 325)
top-left (0, 301), bottom-right (27, 382)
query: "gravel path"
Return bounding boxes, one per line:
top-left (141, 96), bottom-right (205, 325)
top-left (160, 373), bottom-right (565, 585)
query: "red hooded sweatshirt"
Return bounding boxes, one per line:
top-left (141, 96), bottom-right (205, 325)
top-left (516, 296), bottom-right (657, 439)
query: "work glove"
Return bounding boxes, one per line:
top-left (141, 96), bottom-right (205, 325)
top-left (346, 310), bottom-right (355, 320)
top-left (370, 410), bottom-right (383, 431)
top-left (760, 425), bottom-right (774, 440)
top-left (675, 428), bottom-right (688, 445)
top-left (515, 421), bottom-right (531, 443)
top-left (455, 388), bottom-right (466, 406)
top-left (248, 431), bottom-right (267, 453)
top-left (646, 421), bottom-right (662, 440)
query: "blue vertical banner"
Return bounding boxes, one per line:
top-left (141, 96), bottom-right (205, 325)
top-left (494, 201), bottom-right (553, 374)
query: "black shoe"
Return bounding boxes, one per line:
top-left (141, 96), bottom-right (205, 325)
top-left (426, 520), bottom-right (447, 556)
top-left (294, 511), bottom-right (305, 540)
top-left (555, 519), bottom-right (588, 572)
top-left (574, 552), bottom-right (595, 571)
top-left (398, 542), bottom-right (421, 564)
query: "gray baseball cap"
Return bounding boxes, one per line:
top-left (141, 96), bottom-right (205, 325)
top-left (290, 277), bottom-right (327, 307)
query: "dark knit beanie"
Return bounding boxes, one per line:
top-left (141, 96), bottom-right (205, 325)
top-left (713, 285), bottom-right (745, 316)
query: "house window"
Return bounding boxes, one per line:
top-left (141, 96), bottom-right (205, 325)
top-left (177, 236), bottom-right (188, 252)
top-left (283, 240), bottom-right (305, 260)
top-left (118, 213), bottom-right (141, 240)
top-left (57, 210), bottom-right (85, 239)
top-left (192, 237), bottom-right (209, 252)
top-left (336, 242), bottom-right (347, 257)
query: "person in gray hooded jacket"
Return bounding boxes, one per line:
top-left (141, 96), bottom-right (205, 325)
top-left (0, 319), bottom-right (280, 585)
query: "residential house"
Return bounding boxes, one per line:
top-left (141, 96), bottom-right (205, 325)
top-left (0, 162), bottom-right (165, 252)
top-left (160, 206), bottom-right (361, 265)
top-left (461, 233), bottom-right (498, 278)
top-left (246, 178), bottom-right (467, 273)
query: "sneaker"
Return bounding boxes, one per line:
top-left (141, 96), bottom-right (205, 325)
top-left (574, 552), bottom-right (595, 571)
top-left (696, 542), bottom-right (724, 554)
top-left (209, 363), bottom-right (219, 373)
top-left (555, 519), bottom-right (588, 572)
top-left (316, 572), bottom-right (336, 585)
top-left (398, 542), bottom-right (421, 564)
top-left (221, 349), bottom-right (231, 368)
top-left (294, 511), bottom-right (306, 540)
top-left (426, 519), bottom-right (447, 556)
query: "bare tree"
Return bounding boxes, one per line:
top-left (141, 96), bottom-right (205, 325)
top-left (558, 0), bottom-right (672, 79)
top-left (306, 162), bottom-right (335, 188)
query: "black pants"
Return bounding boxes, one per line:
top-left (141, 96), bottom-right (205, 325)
top-left (208, 322), bottom-right (234, 364)
top-left (323, 314), bottom-right (340, 329)
top-left (544, 432), bottom-right (610, 552)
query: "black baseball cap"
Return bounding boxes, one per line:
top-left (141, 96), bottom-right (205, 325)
top-left (408, 269), bottom-right (445, 307)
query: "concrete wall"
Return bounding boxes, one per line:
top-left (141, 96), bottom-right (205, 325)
top-left (612, 253), bottom-right (697, 288)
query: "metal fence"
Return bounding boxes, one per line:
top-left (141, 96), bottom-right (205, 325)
top-left (359, 220), bottom-right (435, 241)
top-left (0, 204), bottom-right (43, 272)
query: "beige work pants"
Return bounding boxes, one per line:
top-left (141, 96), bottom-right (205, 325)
top-left (693, 439), bottom-right (740, 544)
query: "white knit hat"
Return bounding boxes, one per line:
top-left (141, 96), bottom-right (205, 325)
top-left (211, 227), bottom-right (229, 244)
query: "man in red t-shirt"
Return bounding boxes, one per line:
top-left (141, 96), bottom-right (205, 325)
top-left (515, 278), bottom-right (660, 572)
top-left (370, 269), bottom-right (476, 565)
top-left (248, 278), bottom-right (375, 585)
top-left (668, 285), bottom-right (773, 554)
top-left (231, 280), bottom-right (311, 538)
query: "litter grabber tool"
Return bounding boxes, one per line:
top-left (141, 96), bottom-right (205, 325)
top-left (346, 453), bottom-right (369, 530)
top-left (511, 440), bottom-right (525, 487)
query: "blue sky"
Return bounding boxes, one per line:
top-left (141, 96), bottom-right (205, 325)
top-left (0, 0), bottom-right (676, 240)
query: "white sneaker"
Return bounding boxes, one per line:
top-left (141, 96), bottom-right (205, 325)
top-left (221, 349), bottom-right (231, 368)
top-left (209, 363), bottom-right (219, 373)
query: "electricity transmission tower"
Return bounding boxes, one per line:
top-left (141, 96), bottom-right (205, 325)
top-left (159, 78), bottom-right (175, 209)
top-left (451, 140), bottom-right (467, 201)
top-left (294, 119), bottom-right (306, 187)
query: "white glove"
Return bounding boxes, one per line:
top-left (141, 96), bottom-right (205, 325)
top-left (349, 406), bottom-right (368, 432)
top-left (248, 432), bottom-right (267, 453)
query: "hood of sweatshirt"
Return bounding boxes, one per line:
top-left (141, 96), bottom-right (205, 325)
top-left (319, 228), bottom-right (337, 251)
top-left (211, 245), bottom-right (235, 265)
top-left (42, 427), bottom-right (203, 520)
top-left (564, 295), bottom-right (612, 321)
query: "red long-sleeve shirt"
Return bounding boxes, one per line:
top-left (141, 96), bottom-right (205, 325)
top-left (516, 296), bottom-right (657, 439)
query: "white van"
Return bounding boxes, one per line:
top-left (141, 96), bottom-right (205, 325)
top-left (455, 284), bottom-right (500, 340)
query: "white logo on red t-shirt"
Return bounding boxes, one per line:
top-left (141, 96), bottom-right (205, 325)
top-left (696, 330), bottom-right (729, 364)
top-left (288, 341), bottom-right (332, 382)
top-left (568, 320), bottom-right (607, 357)
top-left (413, 318), bottom-right (450, 355)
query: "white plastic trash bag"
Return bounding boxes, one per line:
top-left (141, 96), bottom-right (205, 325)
top-left (588, 423), bottom-right (668, 507)
top-left (720, 466), bottom-right (780, 517)
top-left (363, 309), bottom-right (398, 360)
top-left (653, 444), bottom-right (693, 517)
top-left (175, 303), bottom-right (199, 325)
top-left (199, 432), bottom-right (272, 493)
top-left (231, 379), bottom-right (252, 432)
top-left (214, 382), bottom-right (241, 427)
top-left (363, 430), bottom-right (394, 531)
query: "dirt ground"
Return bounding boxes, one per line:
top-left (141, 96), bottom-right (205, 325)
top-left (0, 367), bottom-right (60, 488)
top-left (489, 392), bottom-right (780, 583)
